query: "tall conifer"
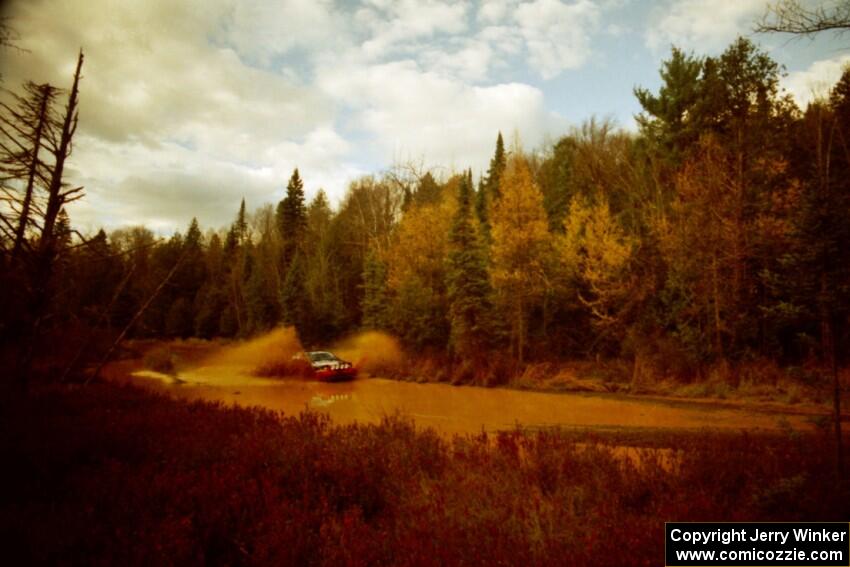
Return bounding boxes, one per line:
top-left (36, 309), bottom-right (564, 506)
top-left (447, 170), bottom-right (493, 358)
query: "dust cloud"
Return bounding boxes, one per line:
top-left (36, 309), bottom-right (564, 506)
top-left (203, 327), bottom-right (304, 370)
top-left (331, 331), bottom-right (404, 375)
top-left (198, 327), bottom-right (405, 378)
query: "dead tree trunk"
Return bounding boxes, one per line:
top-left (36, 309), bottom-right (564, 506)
top-left (39, 51), bottom-right (83, 259)
top-left (14, 51), bottom-right (84, 389)
top-left (11, 85), bottom-right (53, 263)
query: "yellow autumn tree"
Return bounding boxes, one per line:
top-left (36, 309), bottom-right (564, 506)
top-left (490, 153), bottom-right (553, 363)
top-left (385, 179), bottom-right (457, 348)
top-left (561, 195), bottom-right (635, 337)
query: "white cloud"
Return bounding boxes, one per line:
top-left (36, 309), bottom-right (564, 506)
top-left (782, 55), bottom-right (850, 108)
top-left (0, 0), bottom-right (359, 233)
top-left (67, 129), bottom-right (360, 234)
top-left (359, 0), bottom-right (470, 59)
top-left (478, 0), bottom-right (516, 24)
top-left (356, 0), bottom-right (604, 80)
top-left (478, 25), bottom-right (525, 56)
top-left (419, 38), bottom-right (495, 82)
top-left (644, 0), bottom-right (767, 52)
top-left (0, 0), bottom-right (650, 233)
top-left (219, 0), bottom-right (343, 65)
top-left (316, 58), bottom-right (566, 173)
top-left (514, 0), bottom-right (602, 79)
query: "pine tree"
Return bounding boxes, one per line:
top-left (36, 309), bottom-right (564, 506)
top-left (475, 176), bottom-right (488, 233)
top-left (413, 171), bottom-right (441, 206)
top-left (179, 217), bottom-right (206, 303)
top-left (634, 47), bottom-right (704, 164)
top-left (486, 132), bottom-right (507, 201)
top-left (446, 170), bottom-right (493, 358)
top-left (223, 201), bottom-right (249, 335)
top-left (361, 246), bottom-right (390, 330)
top-left (244, 245), bottom-right (280, 333)
top-left (165, 297), bottom-right (192, 338)
top-left (233, 198), bottom-right (248, 245)
top-left (194, 232), bottom-right (225, 339)
top-left (281, 249), bottom-right (308, 340)
top-left (303, 190), bottom-right (343, 342)
top-left (277, 168), bottom-right (307, 268)
top-left (477, 132), bottom-right (506, 236)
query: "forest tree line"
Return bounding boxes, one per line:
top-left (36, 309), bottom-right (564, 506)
top-left (2, 37), bottom-right (850, 382)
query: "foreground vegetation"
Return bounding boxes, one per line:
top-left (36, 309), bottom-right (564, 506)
top-left (1, 383), bottom-right (847, 566)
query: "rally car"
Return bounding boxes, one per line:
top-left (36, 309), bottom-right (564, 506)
top-left (303, 351), bottom-right (358, 382)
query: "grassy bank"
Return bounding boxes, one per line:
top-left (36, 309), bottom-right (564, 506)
top-left (383, 354), bottom-right (845, 409)
top-left (1, 382), bottom-right (847, 566)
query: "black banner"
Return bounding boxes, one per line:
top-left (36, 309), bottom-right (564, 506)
top-left (666, 522), bottom-right (849, 566)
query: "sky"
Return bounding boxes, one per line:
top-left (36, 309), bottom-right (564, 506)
top-left (1, 0), bottom-right (848, 234)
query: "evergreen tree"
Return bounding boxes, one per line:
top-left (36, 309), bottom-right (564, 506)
top-left (178, 217), bottom-right (206, 303)
top-left (165, 297), bottom-right (192, 338)
top-left (277, 168), bottom-right (307, 268)
top-left (244, 245), bottom-right (280, 333)
top-left (222, 202), bottom-right (249, 336)
top-left (778, 76), bottom-right (850, 472)
top-left (194, 231), bottom-right (226, 339)
top-left (194, 283), bottom-right (225, 339)
top-left (233, 198), bottom-right (248, 245)
top-left (477, 132), bottom-right (507, 236)
top-left (361, 246), bottom-right (390, 330)
top-left (536, 137), bottom-right (578, 231)
top-left (413, 171), bottom-right (441, 206)
top-left (302, 190), bottom-right (343, 342)
top-left (281, 249), bottom-right (308, 340)
top-left (446, 170), bottom-right (493, 358)
top-left (486, 132), bottom-right (507, 201)
top-left (634, 47), bottom-right (704, 164)
top-left (475, 176), bottom-right (488, 232)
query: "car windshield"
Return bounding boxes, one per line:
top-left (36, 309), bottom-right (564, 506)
top-left (308, 352), bottom-right (336, 362)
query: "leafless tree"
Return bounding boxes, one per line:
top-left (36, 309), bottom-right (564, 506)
top-left (1, 51), bottom-right (85, 388)
top-left (0, 82), bottom-right (60, 264)
top-left (756, 0), bottom-right (850, 37)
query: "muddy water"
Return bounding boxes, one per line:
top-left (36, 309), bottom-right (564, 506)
top-left (122, 362), bottom-right (819, 436)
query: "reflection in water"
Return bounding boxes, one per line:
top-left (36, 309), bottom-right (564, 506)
top-left (309, 393), bottom-right (351, 408)
top-left (122, 363), bottom-right (818, 436)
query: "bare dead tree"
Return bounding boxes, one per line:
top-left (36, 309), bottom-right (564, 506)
top-left (0, 82), bottom-right (60, 264)
top-left (6, 51), bottom-right (85, 389)
top-left (0, 16), bottom-right (17, 45)
top-left (39, 50), bottom-right (84, 261)
top-left (384, 155), bottom-right (428, 208)
top-left (756, 0), bottom-right (850, 37)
